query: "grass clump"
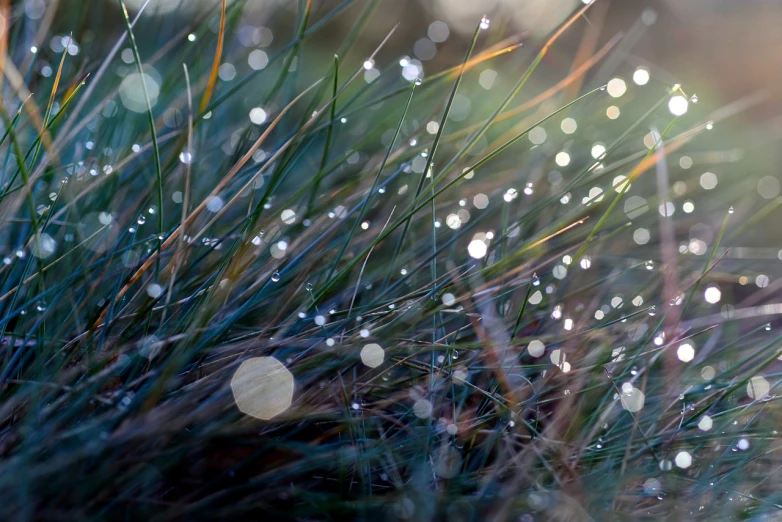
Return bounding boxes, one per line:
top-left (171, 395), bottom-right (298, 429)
top-left (0, 0), bottom-right (779, 520)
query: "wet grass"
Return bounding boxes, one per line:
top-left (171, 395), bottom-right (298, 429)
top-left (0, 0), bottom-right (780, 520)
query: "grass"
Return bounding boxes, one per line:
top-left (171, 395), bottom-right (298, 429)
top-left (0, 0), bottom-right (780, 520)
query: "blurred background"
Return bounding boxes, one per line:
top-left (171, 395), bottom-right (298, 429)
top-left (99, 0), bottom-right (782, 108)
top-left (37, 0), bottom-right (782, 107)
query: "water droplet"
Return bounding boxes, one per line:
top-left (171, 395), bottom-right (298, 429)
top-left (414, 78), bottom-right (422, 86)
top-left (305, 283), bottom-right (313, 291)
top-left (179, 151), bottom-right (193, 164)
top-left (452, 350), bottom-right (459, 360)
top-left (36, 301), bottom-right (47, 312)
top-left (271, 271), bottom-right (281, 282)
top-left (645, 260), bottom-right (654, 270)
top-left (479, 16), bottom-right (490, 30)
top-left (532, 273), bottom-right (540, 286)
top-left (137, 215), bottom-right (146, 225)
top-left (648, 305), bottom-right (656, 316)
top-left (728, 206), bottom-right (734, 214)
top-left (706, 121), bottom-right (714, 130)
top-left (691, 94), bottom-right (698, 103)
top-left (766, 322), bottom-right (772, 331)
top-left (600, 84), bottom-right (607, 91)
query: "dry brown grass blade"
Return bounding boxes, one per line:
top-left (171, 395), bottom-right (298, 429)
top-left (542, 1), bottom-right (599, 57)
top-left (628, 125), bottom-right (703, 181)
top-left (63, 71), bottom-right (86, 101)
top-left (565, 0), bottom-right (609, 100)
top-left (439, 33), bottom-right (620, 150)
top-left (436, 37), bottom-right (523, 79)
top-left (487, 32), bottom-right (620, 127)
top-left (47, 37), bottom-right (70, 119)
top-left (199, 0), bottom-right (227, 113)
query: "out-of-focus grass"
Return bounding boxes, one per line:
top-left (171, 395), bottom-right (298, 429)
top-left (0, 0), bottom-right (780, 520)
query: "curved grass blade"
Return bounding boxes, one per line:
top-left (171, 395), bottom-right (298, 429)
top-left (118, 0), bottom-right (164, 261)
top-left (198, 0), bottom-right (227, 113)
